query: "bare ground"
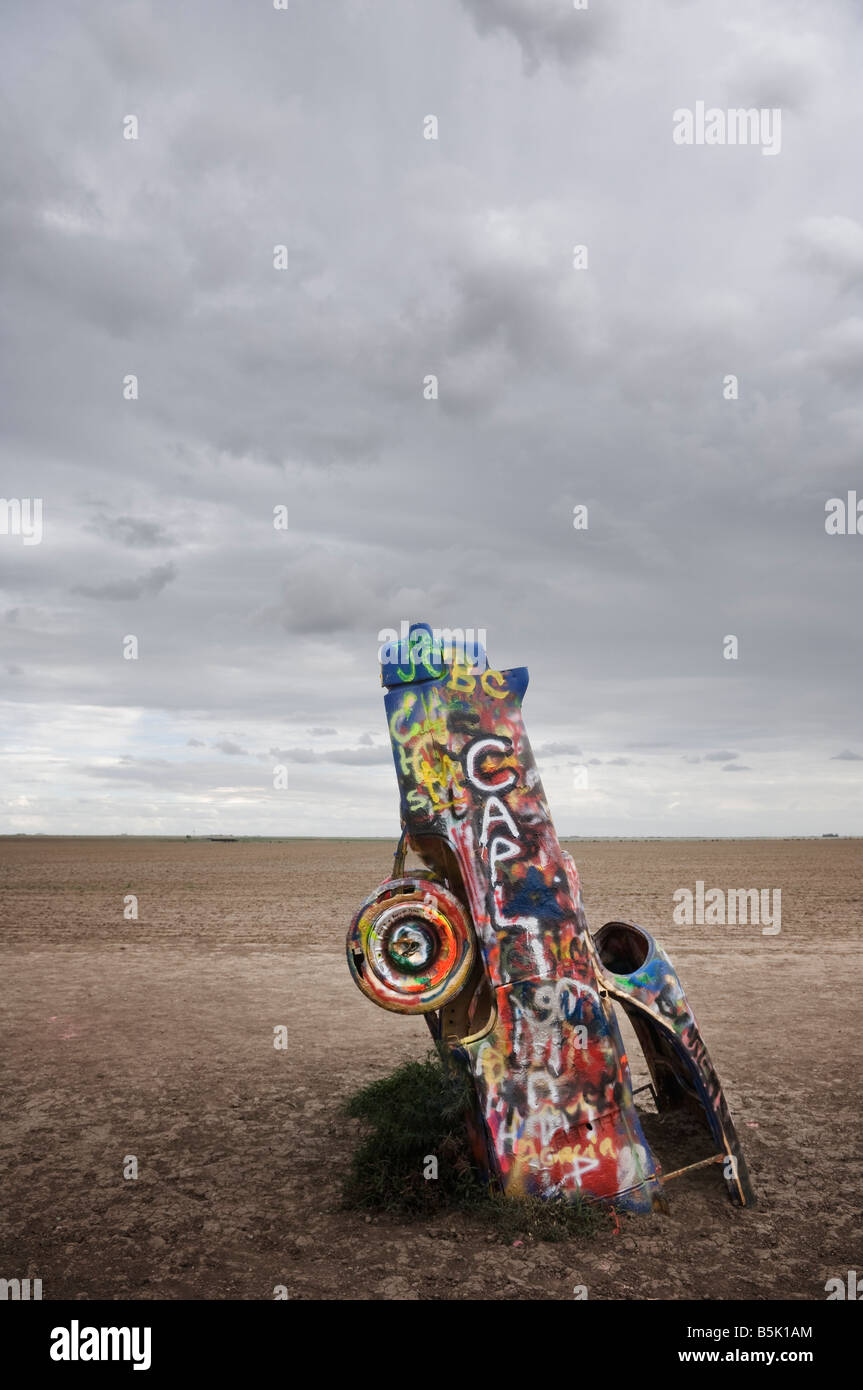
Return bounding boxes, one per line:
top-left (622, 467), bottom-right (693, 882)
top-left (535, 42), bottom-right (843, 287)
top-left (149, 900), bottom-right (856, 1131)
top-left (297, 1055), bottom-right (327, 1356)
top-left (1, 836), bottom-right (860, 1300)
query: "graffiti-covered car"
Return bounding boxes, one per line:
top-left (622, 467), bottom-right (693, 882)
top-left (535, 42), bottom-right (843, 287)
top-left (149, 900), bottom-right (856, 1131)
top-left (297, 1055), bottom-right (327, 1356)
top-left (347, 623), bottom-right (755, 1213)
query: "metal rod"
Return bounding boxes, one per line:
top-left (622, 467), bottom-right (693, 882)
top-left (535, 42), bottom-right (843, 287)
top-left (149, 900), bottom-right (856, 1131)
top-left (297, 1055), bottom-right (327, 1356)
top-left (660, 1153), bottom-right (725, 1184)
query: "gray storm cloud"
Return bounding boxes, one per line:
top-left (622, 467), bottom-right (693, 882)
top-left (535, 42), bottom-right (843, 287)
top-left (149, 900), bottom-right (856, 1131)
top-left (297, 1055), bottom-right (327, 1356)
top-left (1, 0), bottom-right (861, 836)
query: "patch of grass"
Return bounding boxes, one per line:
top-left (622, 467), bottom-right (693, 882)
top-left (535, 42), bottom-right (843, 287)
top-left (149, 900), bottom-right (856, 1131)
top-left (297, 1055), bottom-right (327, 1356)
top-left (472, 1192), bottom-right (603, 1243)
top-left (341, 1045), bottom-right (481, 1214)
top-left (341, 1046), bottom-right (602, 1241)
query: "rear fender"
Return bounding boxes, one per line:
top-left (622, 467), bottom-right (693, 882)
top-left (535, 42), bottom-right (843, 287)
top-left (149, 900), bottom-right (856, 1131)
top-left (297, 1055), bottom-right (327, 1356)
top-left (591, 920), bottom-right (756, 1206)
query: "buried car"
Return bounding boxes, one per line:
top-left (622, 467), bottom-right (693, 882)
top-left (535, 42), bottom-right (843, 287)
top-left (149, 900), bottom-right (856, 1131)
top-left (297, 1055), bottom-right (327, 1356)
top-left (346, 623), bottom-right (755, 1213)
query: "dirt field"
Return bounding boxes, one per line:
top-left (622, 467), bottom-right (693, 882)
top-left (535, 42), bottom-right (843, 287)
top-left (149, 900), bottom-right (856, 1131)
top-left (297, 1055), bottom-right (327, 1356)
top-left (1, 835), bottom-right (860, 1301)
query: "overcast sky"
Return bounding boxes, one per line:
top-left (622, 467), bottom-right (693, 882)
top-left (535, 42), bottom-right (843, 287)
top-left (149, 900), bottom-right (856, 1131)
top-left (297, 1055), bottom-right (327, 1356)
top-left (1, 0), bottom-right (862, 838)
